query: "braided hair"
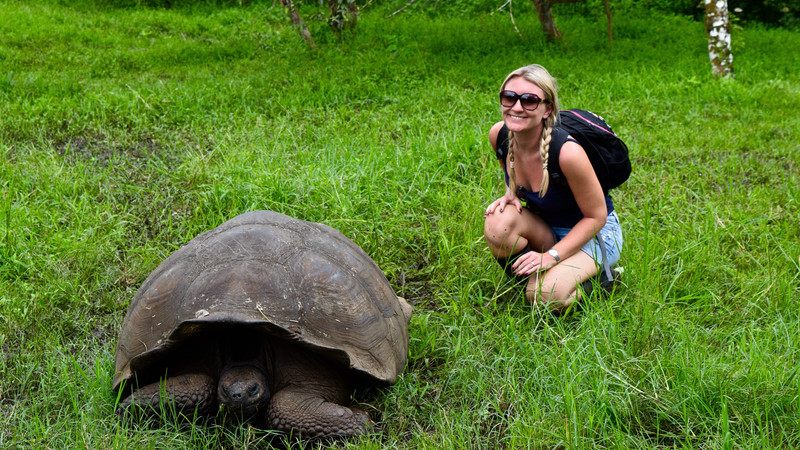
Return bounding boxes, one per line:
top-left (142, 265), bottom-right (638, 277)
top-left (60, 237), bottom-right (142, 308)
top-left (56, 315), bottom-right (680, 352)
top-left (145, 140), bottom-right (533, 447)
top-left (501, 64), bottom-right (560, 198)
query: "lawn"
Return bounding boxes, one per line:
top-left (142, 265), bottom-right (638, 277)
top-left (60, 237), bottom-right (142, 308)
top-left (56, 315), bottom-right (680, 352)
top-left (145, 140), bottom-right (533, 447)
top-left (1, 0), bottom-right (799, 447)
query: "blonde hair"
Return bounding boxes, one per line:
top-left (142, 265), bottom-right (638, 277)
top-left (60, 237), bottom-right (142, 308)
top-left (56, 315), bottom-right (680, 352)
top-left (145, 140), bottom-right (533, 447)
top-left (501, 64), bottom-right (560, 198)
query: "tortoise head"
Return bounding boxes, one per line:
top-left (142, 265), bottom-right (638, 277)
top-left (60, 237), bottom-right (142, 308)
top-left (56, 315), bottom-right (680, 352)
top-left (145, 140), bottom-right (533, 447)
top-left (216, 329), bottom-right (272, 418)
top-left (218, 364), bottom-right (270, 418)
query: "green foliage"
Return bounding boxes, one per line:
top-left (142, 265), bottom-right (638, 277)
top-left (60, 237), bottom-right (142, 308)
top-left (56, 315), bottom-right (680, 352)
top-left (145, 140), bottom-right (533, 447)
top-left (730, 0), bottom-right (800, 28)
top-left (1, 0), bottom-right (800, 448)
top-left (620, 0), bottom-right (700, 17)
top-left (556, 0), bottom-right (800, 28)
top-left (54, 0), bottom-right (256, 8)
top-left (374, 0), bottom-right (798, 30)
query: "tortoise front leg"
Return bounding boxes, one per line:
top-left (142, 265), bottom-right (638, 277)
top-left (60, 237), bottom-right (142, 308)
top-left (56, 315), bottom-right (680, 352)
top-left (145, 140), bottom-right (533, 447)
top-left (266, 387), bottom-right (372, 437)
top-left (118, 373), bottom-right (216, 417)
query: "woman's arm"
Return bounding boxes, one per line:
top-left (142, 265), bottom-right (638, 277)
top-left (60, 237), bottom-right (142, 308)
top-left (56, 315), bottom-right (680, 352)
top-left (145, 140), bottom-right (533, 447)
top-left (549, 139), bottom-right (608, 261)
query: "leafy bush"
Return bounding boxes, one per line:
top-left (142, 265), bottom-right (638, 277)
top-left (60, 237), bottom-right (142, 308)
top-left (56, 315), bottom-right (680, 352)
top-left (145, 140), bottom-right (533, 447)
top-left (729, 0), bottom-right (800, 28)
top-left (609, 0), bottom-right (798, 28)
top-left (374, 0), bottom-right (798, 29)
top-left (54, 0), bottom-right (256, 8)
top-left (52, 0), bottom-right (800, 29)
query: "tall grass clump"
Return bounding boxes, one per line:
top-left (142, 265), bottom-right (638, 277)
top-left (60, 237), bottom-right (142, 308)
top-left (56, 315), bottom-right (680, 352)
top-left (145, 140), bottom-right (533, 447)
top-left (1, 0), bottom-right (799, 447)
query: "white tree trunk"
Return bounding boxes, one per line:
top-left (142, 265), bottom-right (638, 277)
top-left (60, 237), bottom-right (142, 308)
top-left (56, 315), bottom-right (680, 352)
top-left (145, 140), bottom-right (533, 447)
top-left (704, 0), bottom-right (734, 78)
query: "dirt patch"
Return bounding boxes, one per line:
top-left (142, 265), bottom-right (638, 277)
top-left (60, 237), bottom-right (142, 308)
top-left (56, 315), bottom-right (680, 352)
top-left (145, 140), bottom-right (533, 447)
top-left (392, 260), bottom-right (441, 312)
top-left (55, 134), bottom-right (171, 168)
top-left (52, 133), bottom-right (203, 250)
top-left (0, 335), bottom-right (23, 421)
top-left (478, 402), bottom-right (512, 449)
top-left (91, 320), bottom-right (118, 350)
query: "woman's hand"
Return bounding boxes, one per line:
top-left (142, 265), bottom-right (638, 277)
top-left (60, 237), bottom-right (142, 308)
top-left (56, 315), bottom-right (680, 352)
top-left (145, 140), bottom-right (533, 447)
top-left (511, 250), bottom-right (558, 276)
top-left (484, 192), bottom-right (522, 217)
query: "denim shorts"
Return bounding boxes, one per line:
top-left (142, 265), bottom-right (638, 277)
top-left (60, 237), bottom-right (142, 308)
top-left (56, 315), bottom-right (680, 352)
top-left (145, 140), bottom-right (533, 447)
top-left (550, 211), bottom-right (623, 267)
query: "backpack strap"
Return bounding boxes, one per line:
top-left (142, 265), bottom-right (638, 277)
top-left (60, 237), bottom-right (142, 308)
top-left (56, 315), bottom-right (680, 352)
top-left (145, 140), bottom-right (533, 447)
top-left (597, 233), bottom-right (614, 281)
top-left (495, 125), bottom-right (511, 185)
top-left (495, 124), bottom-right (511, 160)
top-left (546, 126), bottom-right (570, 187)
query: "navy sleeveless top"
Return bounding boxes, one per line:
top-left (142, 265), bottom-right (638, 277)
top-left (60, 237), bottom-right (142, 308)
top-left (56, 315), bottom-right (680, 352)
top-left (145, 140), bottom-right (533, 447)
top-left (495, 125), bottom-right (614, 228)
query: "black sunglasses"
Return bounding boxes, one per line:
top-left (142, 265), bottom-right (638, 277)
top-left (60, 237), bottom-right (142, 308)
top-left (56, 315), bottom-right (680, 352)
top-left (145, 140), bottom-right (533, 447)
top-left (499, 90), bottom-right (550, 111)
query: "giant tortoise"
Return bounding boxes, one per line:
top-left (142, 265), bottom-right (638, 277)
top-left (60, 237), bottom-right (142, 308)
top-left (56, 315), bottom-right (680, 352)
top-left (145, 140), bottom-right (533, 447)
top-left (113, 210), bottom-right (412, 437)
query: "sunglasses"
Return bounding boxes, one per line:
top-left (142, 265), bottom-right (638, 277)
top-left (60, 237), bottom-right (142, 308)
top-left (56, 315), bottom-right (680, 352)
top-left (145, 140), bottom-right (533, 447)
top-left (499, 90), bottom-right (550, 111)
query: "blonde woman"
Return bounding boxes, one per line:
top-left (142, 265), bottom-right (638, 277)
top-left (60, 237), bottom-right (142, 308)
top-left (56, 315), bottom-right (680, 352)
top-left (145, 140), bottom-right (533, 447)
top-left (483, 64), bottom-right (623, 312)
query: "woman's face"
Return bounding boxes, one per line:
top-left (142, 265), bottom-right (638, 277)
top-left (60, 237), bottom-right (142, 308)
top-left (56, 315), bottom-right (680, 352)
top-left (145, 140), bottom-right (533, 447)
top-left (500, 76), bottom-right (552, 133)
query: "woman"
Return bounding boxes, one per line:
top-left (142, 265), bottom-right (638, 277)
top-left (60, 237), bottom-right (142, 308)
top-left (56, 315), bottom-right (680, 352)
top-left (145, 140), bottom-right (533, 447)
top-left (483, 64), bottom-right (623, 312)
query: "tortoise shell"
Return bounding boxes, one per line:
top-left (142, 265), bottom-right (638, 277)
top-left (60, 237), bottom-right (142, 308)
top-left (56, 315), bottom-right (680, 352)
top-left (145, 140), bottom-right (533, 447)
top-left (113, 210), bottom-right (410, 392)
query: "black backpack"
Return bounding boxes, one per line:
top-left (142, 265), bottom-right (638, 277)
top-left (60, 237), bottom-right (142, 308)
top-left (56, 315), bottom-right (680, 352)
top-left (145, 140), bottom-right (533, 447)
top-left (550, 109), bottom-right (631, 193)
top-left (498, 109), bottom-right (631, 194)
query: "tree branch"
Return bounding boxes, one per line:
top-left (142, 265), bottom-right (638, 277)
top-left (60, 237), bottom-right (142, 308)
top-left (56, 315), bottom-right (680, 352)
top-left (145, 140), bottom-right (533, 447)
top-left (387, 0), bottom-right (419, 18)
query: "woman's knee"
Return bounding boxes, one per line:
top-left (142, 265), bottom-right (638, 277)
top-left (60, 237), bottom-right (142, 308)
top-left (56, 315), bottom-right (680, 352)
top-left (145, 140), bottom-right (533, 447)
top-left (483, 209), bottom-right (521, 246)
top-left (524, 278), bottom-right (576, 308)
top-left (484, 208), bottom-right (554, 256)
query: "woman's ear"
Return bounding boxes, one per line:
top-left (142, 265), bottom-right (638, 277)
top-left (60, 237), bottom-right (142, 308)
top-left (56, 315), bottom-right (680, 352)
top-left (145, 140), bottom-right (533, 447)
top-left (543, 104), bottom-right (553, 119)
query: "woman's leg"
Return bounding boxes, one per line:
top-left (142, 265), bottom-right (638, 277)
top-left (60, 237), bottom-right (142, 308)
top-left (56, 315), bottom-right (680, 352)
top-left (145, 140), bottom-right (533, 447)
top-left (527, 212), bottom-right (624, 312)
top-left (526, 250), bottom-right (598, 312)
top-left (484, 207), bottom-right (554, 259)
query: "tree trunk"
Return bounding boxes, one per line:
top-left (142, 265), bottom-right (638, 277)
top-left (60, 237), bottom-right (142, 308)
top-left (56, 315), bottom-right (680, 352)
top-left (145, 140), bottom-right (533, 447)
top-left (531, 0), bottom-right (562, 41)
top-left (346, 0), bottom-right (359, 29)
top-left (604, 0), bottom-right (612, 42)
top-left (704, 0), bottom-right (734, 78)
top-left (280, 0), bottom-right (317, 49)
top-left (530, 0), bottom-right (584, 42)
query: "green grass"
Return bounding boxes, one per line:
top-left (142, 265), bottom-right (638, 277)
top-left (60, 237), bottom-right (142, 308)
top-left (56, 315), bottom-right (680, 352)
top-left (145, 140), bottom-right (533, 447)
top-left (1, 0), bottom-right (799, 447)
